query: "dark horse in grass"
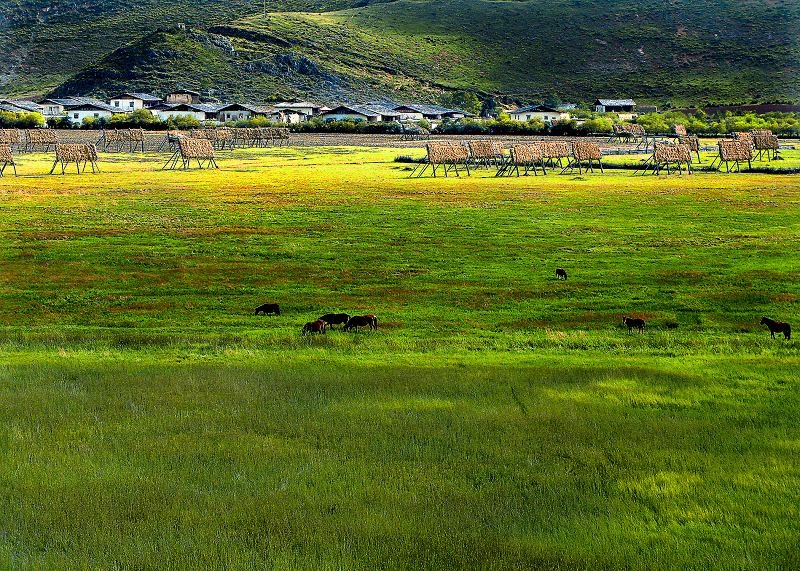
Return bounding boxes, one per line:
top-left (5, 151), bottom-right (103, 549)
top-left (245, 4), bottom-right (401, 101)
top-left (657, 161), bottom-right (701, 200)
top-left (302, 320), bottom-right (327, 335)
top-left (318, 313), bottom-right (350, 329)
top-left (622, 316), bottom-right (645, 333)
top-left (556, 268), bottom-right (568, 280)
top-left (344, 314), bottom-right (378, 332)
top-left (760, 317), bottom-right (791, 339)
top-left (255, 303), bottom-right (281, 316)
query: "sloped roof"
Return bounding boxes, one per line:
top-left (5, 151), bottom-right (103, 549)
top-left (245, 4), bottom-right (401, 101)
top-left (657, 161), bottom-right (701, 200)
top-left (0, 99), bottom-right (42, 113)
top-left (511, 105), bottom-right (562, 114)
top-left (323, 104), bottom-right (400, 118)
top-left (152, 103), bottom-right (222, 113)
top-left (67, 101), bottom-right (119, 112)
top-left (596, 99), bottom-right (637, 107)
top-left (392, 103), bottom-right (472, 117)
top-left (216, 102), bottom-right (274, 114)
top-left (272, 101), bottom-right (321, 109)
top-left (111, 92), bottom-right (162, 101)
top-left (42, 97), bottom-right (111, 109)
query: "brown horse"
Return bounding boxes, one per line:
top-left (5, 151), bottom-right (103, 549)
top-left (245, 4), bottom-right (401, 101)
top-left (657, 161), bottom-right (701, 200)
top-left (302, 320), bottom-right (326, 335)
top-left (622, 316), bottom-right (645, 333)
top-left (760, 317), bottom-right (791, 340)
top-left (344, 315), bottom-right (378, 332)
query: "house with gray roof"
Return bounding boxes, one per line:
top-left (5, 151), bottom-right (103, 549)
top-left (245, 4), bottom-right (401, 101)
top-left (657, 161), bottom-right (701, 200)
top-left (391, 104), bottom-right (470, 121)
top-left (594, 99), bottom-right (637, 113)
top-left (109, 92), bottom-right (163, 112)
top-left (319, 104), bottom-right (401, 122)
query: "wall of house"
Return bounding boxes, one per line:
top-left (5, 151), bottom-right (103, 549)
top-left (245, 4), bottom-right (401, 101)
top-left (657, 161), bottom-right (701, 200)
top-left (155, 110), bottom-right (207, 121)
top-left (322, 113), bottom-right (375, 122)
top-left (275, 106), bottom-right (315, 117)
top-left (396, 111), bottom-right (424, 121)
top-left (510, 111), bottom-right (570, 123)
top-left (69, 110), bottom-right (113, 123)
top-left (273, 113), bottom-right (303, 124)
top-left (111, 98), bottom-right (143, 112)
top-left (219, 110), bottom-right (252, 122)
top-left (41, 104), bottom-right (64, 117)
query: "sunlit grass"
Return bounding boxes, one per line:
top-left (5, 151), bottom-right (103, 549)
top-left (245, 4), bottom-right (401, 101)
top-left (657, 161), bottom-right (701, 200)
top-left (0, 146), bottom-right (798, 569)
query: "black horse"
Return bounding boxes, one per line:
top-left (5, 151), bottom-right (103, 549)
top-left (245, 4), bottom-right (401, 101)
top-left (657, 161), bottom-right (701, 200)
top-left (344, 315), bottom-right (378, 332)
top-left (760, 317), bottom-right (791, 340)
top-left (318, 313), bottom-right (351, 329)
top-left (556, 268), bottom-right (568, 280)
top-left (255, 303), bottom-right (280, 316)
top-left (622, 316), bottom-right (645, 333)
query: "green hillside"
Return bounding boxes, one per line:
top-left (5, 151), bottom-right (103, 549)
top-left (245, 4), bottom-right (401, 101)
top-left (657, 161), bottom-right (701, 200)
top-left (0, 0), bottom-right (393, 96)
top-left (6, 0), bottom-right (800, 105)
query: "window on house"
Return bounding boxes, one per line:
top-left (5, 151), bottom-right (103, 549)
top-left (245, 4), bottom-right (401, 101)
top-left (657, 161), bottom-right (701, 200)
top-left (129, 102), bottom-right (134, 108)
top-left (114, 101), bottom-right (120, 107)
top-left (94, 113), bottom-right (99, 118)
top-left (73, 113), bottom-right (79, 119)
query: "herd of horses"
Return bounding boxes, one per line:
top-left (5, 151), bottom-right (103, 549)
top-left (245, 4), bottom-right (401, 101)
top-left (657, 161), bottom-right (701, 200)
top-left (255, 304), bottom-right (378, 335)
top-left (253, 269), bottom-right (792, 340)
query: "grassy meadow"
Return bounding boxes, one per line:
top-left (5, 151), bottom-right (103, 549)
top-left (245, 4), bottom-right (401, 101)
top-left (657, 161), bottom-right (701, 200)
top-left (0, 146), bottom-right (798, 569)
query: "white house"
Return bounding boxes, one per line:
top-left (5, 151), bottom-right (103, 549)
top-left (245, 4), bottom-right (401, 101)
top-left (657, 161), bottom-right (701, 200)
top-left (509, 105), bottom-right (571, 124)
top-left (151, 103), bottom-right (221, 122)
top-left (320, 104), bottom-right (401, 122)
top-left (109, 92), bottom-right (162, 112)
top-left (271, 102), bottom-right (324, 120)
top-left (215, 103), bottom-right (273, 123)
top-left (392, 104), bottom-right (469, 122)
top-left (38, 99), bottom-right (68, 117)
top-left (268, 108), bottom-right (307, 124)
top-left (66, 102), bottom-right (121, 123)
top-left (594, 99), bottom-right (638, 120)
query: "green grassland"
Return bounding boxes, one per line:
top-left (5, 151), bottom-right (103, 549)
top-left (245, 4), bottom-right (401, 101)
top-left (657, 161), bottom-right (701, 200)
top-left (0, 147), bottom-right (799, 569)
top-left (10, 0), bottom-right (800, 104)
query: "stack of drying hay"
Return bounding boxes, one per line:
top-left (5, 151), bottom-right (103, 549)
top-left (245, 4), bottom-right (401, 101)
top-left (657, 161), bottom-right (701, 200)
top-left (49, 144), bottom-right (100, 174)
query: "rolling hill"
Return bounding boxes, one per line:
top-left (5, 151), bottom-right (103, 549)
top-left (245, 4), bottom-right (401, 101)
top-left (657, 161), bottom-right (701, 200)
top-left (0, 0), bottom-right (393, 95)
top-left (4, 0), bottom-right (800, 105)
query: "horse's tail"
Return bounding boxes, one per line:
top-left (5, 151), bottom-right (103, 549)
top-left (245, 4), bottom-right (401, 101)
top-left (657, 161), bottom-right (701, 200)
top-left (373, 316), bottom-right (378, 329)
top-left (787, 325), bottom-right (791, 340)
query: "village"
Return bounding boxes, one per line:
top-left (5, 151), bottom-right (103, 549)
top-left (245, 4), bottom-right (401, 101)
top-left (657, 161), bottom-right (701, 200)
top-left (0, 88), bottom-right (648, 126)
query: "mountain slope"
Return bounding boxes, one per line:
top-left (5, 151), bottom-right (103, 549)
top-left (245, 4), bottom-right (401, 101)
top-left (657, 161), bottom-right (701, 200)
top-left (8, 0), bottom-right (800, 105)
top-left (0, 0), bottom-right (395, 95)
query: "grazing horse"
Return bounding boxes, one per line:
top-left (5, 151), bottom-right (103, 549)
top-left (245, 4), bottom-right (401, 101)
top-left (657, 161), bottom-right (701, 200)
top-left (556, 268), bottom-right (568, 280)
top-left (302, 320), bottom-right (327, 335)
top-left (760, 317), bottom-right (791, 340)
top-left (318, 313), bottom-right (351, 329)
top-left (255, 303), bottom-right (280, 316)
top-left (622, 316), bottom-right (645, 333)
top-left (344, 315), bottom-right (378, 332)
